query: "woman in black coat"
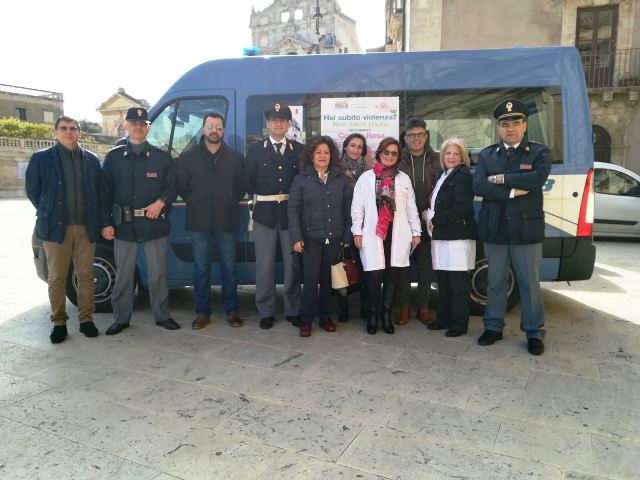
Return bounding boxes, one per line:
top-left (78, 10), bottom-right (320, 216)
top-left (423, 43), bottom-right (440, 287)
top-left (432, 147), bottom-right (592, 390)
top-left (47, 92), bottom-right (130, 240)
top-left (288, 136), bottom-right (353, 337)
top-left (424, 136), bottom-right (477, 336)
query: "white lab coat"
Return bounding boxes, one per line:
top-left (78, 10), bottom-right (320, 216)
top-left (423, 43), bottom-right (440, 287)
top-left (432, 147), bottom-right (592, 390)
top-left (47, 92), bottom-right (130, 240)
top-left (351, 169), bottom-right (422, 271)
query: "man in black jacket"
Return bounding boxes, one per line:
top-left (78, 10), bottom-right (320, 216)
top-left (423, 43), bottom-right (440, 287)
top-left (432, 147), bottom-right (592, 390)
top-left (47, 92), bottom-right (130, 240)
top-left (100, 107), bottom-right (179, 335)
top-left (246, 102), bottom-right (303, 329)
top-left (26, 116), bottom-right (101, 343)
top-left (177, 112), bottom-right (246, 329)
top-left (473, 99), bottom-right (551, 356)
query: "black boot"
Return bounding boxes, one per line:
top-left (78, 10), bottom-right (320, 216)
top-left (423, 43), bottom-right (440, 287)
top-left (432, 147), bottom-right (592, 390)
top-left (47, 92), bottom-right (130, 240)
top-left (338, 294), bottom-right (349, 323)
top-left (366, 308), bottom-right (378, 334)
top-left (381, 308), bottom-right (395, 334)
top-left (381, 282), bottom-right (396, 334)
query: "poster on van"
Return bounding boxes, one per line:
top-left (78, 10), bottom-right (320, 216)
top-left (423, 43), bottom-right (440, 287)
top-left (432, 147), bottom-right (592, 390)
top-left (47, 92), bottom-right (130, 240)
top-left (321, 97), bottom-right (400, 159)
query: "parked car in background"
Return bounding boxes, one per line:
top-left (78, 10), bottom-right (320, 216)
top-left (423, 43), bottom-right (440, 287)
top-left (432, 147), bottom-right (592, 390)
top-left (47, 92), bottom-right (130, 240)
top-left (593, 161), bottom-right (640, 238)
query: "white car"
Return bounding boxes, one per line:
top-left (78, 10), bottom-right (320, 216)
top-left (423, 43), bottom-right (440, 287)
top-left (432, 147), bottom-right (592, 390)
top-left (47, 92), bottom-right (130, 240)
top-left (593, 161), bottom-right (640, 238)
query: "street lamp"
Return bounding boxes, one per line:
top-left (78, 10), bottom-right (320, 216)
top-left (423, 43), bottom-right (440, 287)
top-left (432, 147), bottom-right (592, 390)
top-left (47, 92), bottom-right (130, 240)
top-left (313, 0), bottom-right (323, 54)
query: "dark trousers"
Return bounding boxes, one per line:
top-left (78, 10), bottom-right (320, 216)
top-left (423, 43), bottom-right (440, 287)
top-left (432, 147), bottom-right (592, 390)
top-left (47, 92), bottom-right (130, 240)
top-left (301, 239), bottom-right (342, 325)
top-left (364, 232), bottom-right (404, 310)
top-left (395, 236), bottom-right (433, 309)
top-left (436, 269), bottom-right (471, 332)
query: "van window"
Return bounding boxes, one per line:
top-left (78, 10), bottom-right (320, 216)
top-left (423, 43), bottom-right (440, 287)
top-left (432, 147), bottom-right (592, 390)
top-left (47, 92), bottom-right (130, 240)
top-left (247, 87), bottom-right (563, 163)
top-left (148, 97), bottom-right (228, 157)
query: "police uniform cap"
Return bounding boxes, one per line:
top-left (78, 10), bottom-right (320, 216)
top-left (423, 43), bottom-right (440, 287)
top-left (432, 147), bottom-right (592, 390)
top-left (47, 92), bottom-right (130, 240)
top-left (264, 102), bottom-right (292, 121)
top-left (125, 107), bottom-right (150, 123)
top-left (493, 99), bottom-right (529, 121)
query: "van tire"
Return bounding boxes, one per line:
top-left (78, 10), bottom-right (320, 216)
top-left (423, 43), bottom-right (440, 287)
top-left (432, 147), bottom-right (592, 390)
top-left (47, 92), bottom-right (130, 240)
top-left (66, 245), bottom-right (117, 313)
top-left (469, 256), bottom-right (520, 316)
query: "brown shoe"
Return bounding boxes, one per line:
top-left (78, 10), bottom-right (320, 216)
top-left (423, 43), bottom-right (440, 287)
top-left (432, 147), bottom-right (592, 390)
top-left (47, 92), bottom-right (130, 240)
top-left (394, 306), bottom-right (410, 325)
top-left (192, 314), bottom-right (211, 330)
top-left (418, 308), bottom-right (435, 326)
top-left (227, 313), bottom-right (243, 328)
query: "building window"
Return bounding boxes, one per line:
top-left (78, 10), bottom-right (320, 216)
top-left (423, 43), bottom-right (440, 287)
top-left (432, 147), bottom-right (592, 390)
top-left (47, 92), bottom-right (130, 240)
top-left (281, 11), bottom-right (289, 22)
top-left (294, 9), bottom-right (303, 20)
top-left (16, 108), bottom-right (27, 121)
top-left (576, 5), bottom-right (618, 87)
top-left (43, 110), bottom-right (54, 123)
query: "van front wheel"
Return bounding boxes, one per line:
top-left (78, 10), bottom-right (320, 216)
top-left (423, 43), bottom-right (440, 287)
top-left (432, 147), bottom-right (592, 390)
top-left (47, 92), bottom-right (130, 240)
top-left (66, 245), bottom-right (117, 313)
top-left (469, 257), bottom-right (520, 316)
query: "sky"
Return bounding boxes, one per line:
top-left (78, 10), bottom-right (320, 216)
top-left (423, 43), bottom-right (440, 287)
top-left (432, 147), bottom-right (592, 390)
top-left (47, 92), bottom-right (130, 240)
top-left (3, 0), bottom-right (385, 122)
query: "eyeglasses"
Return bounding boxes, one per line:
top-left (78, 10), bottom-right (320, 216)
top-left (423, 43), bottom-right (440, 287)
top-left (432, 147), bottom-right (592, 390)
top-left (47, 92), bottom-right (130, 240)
top-left (382, 150), bottom-right (399, 157)
top-left (56, 126), bottom-right (79, 132)
top-left (405, 132), bottom-right (426, 139)
top-left (204, 125), bottom-right (224, 131)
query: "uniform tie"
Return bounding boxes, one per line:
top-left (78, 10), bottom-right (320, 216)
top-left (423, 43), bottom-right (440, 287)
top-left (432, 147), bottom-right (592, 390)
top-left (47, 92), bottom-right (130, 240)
top-left (275, 142), bottom-right (283, 158)
top-left (507, 146), bottom-right (515, 156)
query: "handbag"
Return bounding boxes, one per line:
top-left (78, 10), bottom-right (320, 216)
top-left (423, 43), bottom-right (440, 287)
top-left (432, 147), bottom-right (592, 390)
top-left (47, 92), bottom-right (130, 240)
top-left (331, 246), bottom-right (361, 290)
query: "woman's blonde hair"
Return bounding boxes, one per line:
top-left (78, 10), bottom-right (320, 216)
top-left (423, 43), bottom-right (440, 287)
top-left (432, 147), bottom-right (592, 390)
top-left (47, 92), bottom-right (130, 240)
top-left (439, 136), bottom-right (470, 170)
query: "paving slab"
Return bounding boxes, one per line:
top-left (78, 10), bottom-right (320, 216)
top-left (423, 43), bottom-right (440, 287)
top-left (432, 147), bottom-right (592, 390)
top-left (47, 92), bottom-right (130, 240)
top-left (216, 399), bottom-right (364, 461)
top-left (338, 425), bottom-right (562, 479)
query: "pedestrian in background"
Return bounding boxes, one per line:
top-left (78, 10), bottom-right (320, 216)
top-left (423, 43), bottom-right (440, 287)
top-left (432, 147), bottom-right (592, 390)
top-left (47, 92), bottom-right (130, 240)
top-left (351, 137), bottom-right (422, 335)
top-left (26, 115), bottom-right (102, 343)
top-left (100, 107), bottom-right (179, 335)
top-left (288, 135), bottom-right (353, 337)
top-left (177, 112), bottom-right (246, 330)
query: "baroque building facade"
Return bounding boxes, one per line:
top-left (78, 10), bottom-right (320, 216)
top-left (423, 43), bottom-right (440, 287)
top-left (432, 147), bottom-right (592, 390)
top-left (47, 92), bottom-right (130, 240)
top-left (250, 0), bottom-right (361, 55)
top-left (385, 0), bottom-right (640, 172)
top-left (96, 88), bottom-right (150, 138)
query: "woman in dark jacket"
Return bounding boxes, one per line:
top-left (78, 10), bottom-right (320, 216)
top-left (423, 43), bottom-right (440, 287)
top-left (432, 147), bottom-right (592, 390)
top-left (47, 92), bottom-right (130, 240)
top-left (288, 136), bottom-right (353, 337)
top-left (424, 136), bottom-right (477, 336)
top-left (338, 133), bottom-right (372, 322)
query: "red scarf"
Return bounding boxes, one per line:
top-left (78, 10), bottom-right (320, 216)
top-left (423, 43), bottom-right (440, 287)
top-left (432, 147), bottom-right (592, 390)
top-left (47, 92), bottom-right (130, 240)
top-left (373, 162), bottom-right (399, 239)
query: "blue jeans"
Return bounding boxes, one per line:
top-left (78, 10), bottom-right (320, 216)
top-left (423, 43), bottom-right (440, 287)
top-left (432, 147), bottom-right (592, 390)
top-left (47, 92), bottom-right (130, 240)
top-left (192, 231), bottom-right (238, 316)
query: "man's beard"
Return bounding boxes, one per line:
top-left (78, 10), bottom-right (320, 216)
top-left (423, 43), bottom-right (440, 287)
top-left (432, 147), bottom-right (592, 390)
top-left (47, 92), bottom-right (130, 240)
top-left (205, 135), bottom-right (221, 145)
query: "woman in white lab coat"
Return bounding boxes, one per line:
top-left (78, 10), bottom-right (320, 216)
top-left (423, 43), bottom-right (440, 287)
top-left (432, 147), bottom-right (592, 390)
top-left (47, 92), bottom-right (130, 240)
top-left (351, 137), bottom-right (422, 335)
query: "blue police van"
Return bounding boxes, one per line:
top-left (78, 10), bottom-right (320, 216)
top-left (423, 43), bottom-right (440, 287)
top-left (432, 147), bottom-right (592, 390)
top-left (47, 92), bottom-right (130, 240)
top-left (32, 46), bottom-right (596, 314)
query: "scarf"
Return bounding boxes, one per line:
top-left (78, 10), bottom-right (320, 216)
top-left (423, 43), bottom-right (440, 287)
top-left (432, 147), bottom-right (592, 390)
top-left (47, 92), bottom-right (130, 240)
top-left (343, 154), bottom-right (367, 181)
top-left (373, 162), bottom-right (399, 239)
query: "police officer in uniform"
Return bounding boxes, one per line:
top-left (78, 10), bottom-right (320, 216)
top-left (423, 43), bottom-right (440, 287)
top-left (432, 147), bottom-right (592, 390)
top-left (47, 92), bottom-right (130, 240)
top-left (473, 99), bottom-right (551, 356)
top-left (100, 107), bottom-right (179, 335)
top-left (246, 102), bottom-right (303, 329)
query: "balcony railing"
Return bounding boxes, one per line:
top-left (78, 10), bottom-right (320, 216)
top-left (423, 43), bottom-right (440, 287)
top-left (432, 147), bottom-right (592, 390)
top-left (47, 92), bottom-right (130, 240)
top-left (580, 48), bottom-right (640, 88)
top-left (0, 84), bottom-right (63, 101)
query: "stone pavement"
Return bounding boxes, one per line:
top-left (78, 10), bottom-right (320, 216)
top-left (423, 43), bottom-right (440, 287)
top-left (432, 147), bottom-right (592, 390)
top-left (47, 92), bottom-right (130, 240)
top-left (1, 199), bottom-right (639, 479)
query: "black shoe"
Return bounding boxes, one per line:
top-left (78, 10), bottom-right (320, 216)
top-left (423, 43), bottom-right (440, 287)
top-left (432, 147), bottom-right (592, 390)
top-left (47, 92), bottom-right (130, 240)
top-left (50, 325), bottom-right (67, 344)
top-left (260, 316), bottom-right (275, 329)
top-left (156, 318), bottom-right (181, 330)
top-left (445, 329), bottom-right (467, 337)
top-left (79, 321), bottom-right (99, 338)
top-left (527, 338), bottom-right (545, 356)
top-left (285, 315), bottom-right (301, 327)
top-left (105, 322), bottom-right (129, 335)
top-left (477, 330), bottom-right (503, 346)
